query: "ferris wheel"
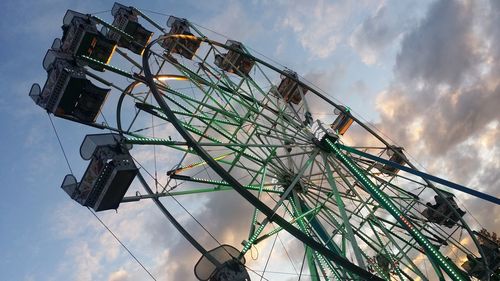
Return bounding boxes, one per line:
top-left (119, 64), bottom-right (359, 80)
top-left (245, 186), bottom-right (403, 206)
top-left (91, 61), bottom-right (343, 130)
top-left (29, 3), bottom-right (500, 281)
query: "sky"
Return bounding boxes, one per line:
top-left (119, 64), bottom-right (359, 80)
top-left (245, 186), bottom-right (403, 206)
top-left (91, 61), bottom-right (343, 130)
top-left (0, 0), bottom-right (499, 280)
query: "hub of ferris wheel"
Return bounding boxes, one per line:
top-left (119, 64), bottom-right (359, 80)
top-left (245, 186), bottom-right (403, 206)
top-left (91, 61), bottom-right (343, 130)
top-left (28, 2), bottom-right (500, 281)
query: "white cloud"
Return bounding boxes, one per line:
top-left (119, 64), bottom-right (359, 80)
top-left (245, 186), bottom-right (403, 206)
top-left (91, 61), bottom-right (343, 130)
top-left (49, 200), bottom-right (163, 280)
top-left (349, 1), bottom-right (425, 65)
top-left (22, 275), bottom-right (35, 281)
top-left (204, 0), bottom-right (263, 42)
top-left (108, 268), bottom-right (130, 281)
top-left (66, 241), bottom-right (103, 281)
top-left (372, 0), bottom-right (500, 250)
top-left (375, 0), bottom-right (500, 155)
top-left (280, 0), bottom-right (377, 58)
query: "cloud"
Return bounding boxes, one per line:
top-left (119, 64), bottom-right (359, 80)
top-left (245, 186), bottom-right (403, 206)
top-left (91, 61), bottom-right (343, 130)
top-left (303, 66), bottom-right (346, 93)
top-left (371, 0), bottom-right (500, 260)
top-left (280, 0), bottom-right (376, 58)
top-left (350, 1), bottom-right (420, 65)
top-left (108, 268), bottom-right (130, 281)
top-left (154, 244), bottom-right (198, 280)
top-left (22, 275), bottom-right (35, 281)
top-left (204, 0), bottom-right (263, 42)
top-left (351, 79), bottom-right (367, 95)
top-left (395, 0), bottom-right (480, 87)
top-left (49, 200), bottom-right (166, 280)
top-left (66, 241), bottom-right (103, 281)
top-left (377, 84), bottom-right (500, 157)
top-left (375, 0), bottom-right (500, 157)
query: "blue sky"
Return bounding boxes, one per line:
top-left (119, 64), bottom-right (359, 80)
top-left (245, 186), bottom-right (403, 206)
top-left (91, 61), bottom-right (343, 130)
top-left (1, 0), bottom-right (499, 280)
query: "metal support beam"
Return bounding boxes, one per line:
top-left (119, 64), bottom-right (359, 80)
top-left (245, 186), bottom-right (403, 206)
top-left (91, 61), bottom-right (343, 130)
top-left (338, 144), bottom-right (500, 205)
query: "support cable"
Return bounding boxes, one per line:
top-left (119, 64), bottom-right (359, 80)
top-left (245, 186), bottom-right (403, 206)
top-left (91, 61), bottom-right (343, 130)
top-left (48, 114), bottom-right (73, 174)
top-left (277, 233), bottom-right (299, 275)
top-left (89, 10), bottom-right (111, 16)
top-left (298, 246), bottom-right (308, 280)
top-left (88, 207), bottom-right (158, 281)
top-left (151, 94), bottom-right (159, 193)
top-left (245, 266), bottom-right (271, 281)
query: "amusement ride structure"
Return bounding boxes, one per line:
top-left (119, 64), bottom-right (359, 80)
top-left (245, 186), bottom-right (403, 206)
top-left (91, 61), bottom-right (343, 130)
top-left (29, 3), bottom-right (500, 281)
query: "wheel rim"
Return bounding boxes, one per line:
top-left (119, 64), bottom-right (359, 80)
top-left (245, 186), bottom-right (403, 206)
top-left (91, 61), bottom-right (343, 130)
top-left (121, 34), bottom-right (480, 280)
